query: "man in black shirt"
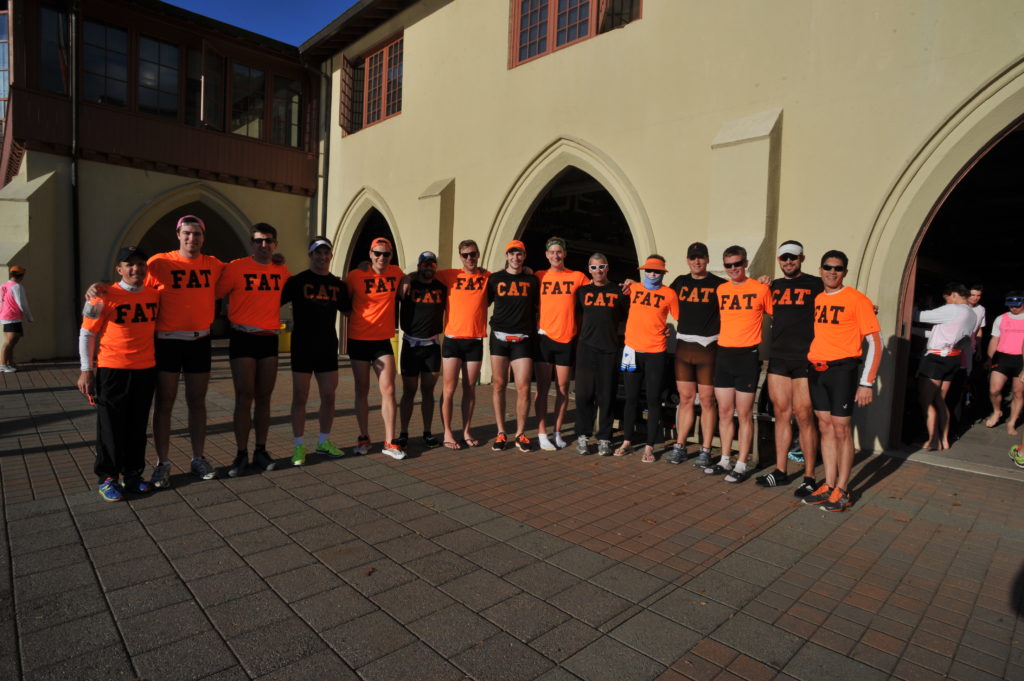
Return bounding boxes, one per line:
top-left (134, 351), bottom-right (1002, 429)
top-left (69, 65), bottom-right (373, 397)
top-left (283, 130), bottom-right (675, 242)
top-left (280, 237), bottom-right (352, 466)
top-left (397, 251), bottom-right (447, 449)
top-left (756, 240), bottom-right (824, 496)
top-left (574, 253), bottom-right (629, 455)
top-left (487, 240), bottom-right (539, 452)
top-left (668, 242), bottom-right (727, 466)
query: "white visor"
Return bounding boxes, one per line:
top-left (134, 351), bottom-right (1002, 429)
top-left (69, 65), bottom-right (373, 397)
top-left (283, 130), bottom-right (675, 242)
top-left (777, 243), bottom-right (803, 257)
top-left (309, 239), bottom-right (332, 254)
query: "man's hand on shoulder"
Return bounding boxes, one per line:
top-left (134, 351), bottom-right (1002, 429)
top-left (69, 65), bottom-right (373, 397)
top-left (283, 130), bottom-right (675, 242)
top-left (85, 281), bottom-right (110, 300)
top-left (272, 253), bottom-right (286, 266)
top-left (757, 275), bottom-right (771, 285)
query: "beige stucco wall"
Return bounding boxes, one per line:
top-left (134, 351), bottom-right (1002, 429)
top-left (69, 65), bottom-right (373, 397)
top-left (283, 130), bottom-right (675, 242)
top-left (318, 0), bottom-right (1024, 449)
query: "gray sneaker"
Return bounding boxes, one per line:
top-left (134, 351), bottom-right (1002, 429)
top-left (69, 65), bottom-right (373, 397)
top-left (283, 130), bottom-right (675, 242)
top-left (597, 440), bottom-right (612, 456)
top-left (150, 461), bottom-right (172, 489)
top-left (252, 449), bottom-right (277, 471)
top-left (576, 435), bottom-right (589, 455)
top-left (668, 443), bottom-right (687, 465)
top-left (190, 457), bottom-right (216, 480)
top-left (692, 448), bottom-right (712, 468)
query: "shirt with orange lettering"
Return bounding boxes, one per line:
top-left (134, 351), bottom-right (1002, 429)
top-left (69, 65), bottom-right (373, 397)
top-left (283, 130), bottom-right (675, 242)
top-left (623, 284), bottom-right (679, 353)
top-left (435, 269), bottom-right (490, 338)
top-left (808, 286), bottom-right (881, 363)
top-left (717, 278), bottom-right (773, 348)
top-left (345, 265), bottom-right (404, 341)
top-left (82, 284), bottom-right (160, 370)
top-left (536, 269), bottom-right (590, 343)
top-left (145, 251), bottom-right (224, 333)
top-left (215, 257), bottom-right (291, 332)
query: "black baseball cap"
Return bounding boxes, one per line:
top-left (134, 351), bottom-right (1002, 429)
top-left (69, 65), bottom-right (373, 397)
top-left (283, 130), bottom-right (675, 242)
top-left (116, 246), bottom-right (148, 264)
top-left (686, 242), bottom-right (709, 259)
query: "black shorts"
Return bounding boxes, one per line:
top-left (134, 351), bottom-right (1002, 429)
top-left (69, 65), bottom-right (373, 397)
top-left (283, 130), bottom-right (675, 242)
top-left (534, 335), bottom-right (574, 366)
top-left (767, 356), bottom-right (810, 380)
top-left (228, 330), bottom-right (279, 361)
top-left (2, 322), bottom-right (23, 334)
top-left (291, 335), bottom-right (339, 374)
top-left (808, 358), bottom-right (859, 417)
top-left (675, 340), bottom-right (717, 385)
top-left (442, 337), bottom-right (483, 363)
top-left (401, 340), bottom-right (441, 376)
top-left (156, 336), bottom-right (213, 374)
top-left (713, 345), bottom-right (760, 393)
top-left (348, 338), bottom-right (394, 363)
top-left (490, 333), bottom-right (533, 361)
top-left (991, 351), bottom-right (1023, 378)
top-left (917, 353), bottom-right (960, 382)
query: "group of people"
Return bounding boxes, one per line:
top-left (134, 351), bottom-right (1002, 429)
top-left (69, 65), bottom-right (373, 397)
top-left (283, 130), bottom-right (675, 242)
top-left (76, 213), bottom-right (888, 513)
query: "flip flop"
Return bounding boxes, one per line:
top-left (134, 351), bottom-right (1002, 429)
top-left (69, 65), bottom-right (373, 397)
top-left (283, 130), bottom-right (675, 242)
top-left (463, 437), bottom-right (480, 448)
top-left (613, 444), bottom-right (632, 457)
top-left (641, 451), bottom-right (656, 463)
top-left (443, 441), bottom-right (462, 450)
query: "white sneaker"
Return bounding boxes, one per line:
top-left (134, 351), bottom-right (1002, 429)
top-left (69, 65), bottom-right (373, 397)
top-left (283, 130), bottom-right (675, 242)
top-left (576, 436), bottom-right (589, 455)
top-left (1, 365), bottom-right (16, 373)
top-left (553, 432), bottom-right (567, 449)
top-left (382, 444), bottom-right (406, 460)
top-left (538, 434), bottom-right (556, 451)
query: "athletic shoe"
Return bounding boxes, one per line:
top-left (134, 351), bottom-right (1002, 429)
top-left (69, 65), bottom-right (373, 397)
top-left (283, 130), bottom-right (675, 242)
top-left (667, 443), bottom-right (687, 465)
top-left (515, 434), bottom-right (532, 452)
top-left (787, 443), bottom-right (804, 463)
top-left (492, 433), bottom-right (508, 451)
top-left (316, 440), bottom-right (345, 458)
top-left (423, 433), bottom-right (440, 448)
top-left (821, 487), bottom-right (851, 512)
top-left (755, 469), bottom-right (788, 488)
top-left (353, 435), bottom-right (371, 456)
top-left (150, 461), bottom-right (172, 489)
top-left (382, 442), bottom-right (406, 460)
top-left (395, 433), bottom-right (409, 449)
top-left (1010, 445), bottom-right (1024, 468)
top-left (0, 365), bottom-right (8, 372)
top-left (793, 477), bottom-right (817, 498)
top-left (802, 483), bottom-right (833, 505)
top-left (692, 448), bottom-right (712, 468)
top-left (597, 440), bottom-right (612, 456)
top-left (0, 365), bottom-right (16, 373)
top-left (291, 445), bottom-right (307, 467)
top-left (553, 433), bottom-right (567, 449)
top-left (98, 477), bottom-right (123, 502)
top-left (538, 434), bottom-right (556, 451)
top-left (191, 457), bottom-right (216, 480)
top-left (121, 474), bottom-right (151, 494)
top-left (227, 452), bottom-right (247, 478)
top-left (576, 436), bottom-right (589, 455)
top-left (252, 449), bottom-right (277, 471)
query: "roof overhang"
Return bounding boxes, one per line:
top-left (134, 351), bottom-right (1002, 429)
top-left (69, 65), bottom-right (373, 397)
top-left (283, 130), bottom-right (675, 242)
top-left (300, 0), bottom-right (419, 61)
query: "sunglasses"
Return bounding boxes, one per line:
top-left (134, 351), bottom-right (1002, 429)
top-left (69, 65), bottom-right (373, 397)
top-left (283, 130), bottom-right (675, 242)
top-left (723, 261), bottom-right (744, 269)
top-left (371, 250), bottom-right (392, 258)
top-left (778, 254), bottom-right (799, 262)
top-left (460, 251), bottom-right (479, 259)
top-left (821, 264), bottom-right (846, 272)
top-left (252, 237), bottom-right (276, 244)
top-left (589, 264), bottom-right (608, 271)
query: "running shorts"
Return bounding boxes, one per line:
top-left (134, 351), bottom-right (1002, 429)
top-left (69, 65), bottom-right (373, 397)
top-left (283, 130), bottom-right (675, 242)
top-left (3, 322), bottom-right (23, 334)
top-left (767, 356), bottom-right (810, 380)
top-left (713, 345), bottom-right (760, 393)
top-left (156, 336), bottom-right (213, 374)
top-left (991, 351), bottom-right (1023, 378)
top-left (490, 333), bottom-right (532, 361)
top-left (228, 330), bottom-right (278, 361)
top-left (347, 338), bottom-right (394, 363)
top-left (808, 357), bottom-right (859, 417)
top-left (917, 353), bottom-right (960, 382)
top-left (291, 334), bottom-right (339, 374)
top-left (534, 335), bottom-right (574, 366)
top-left (401, 340), bottom-right (441, 376)
top-left (441, 337), bottom-right (483, 362)
top-left (675, 340), bottom-right (717, 385)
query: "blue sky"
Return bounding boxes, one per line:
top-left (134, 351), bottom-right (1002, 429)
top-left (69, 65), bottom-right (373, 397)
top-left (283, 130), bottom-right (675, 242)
top-left (165, 1), bottom-right (361, 46)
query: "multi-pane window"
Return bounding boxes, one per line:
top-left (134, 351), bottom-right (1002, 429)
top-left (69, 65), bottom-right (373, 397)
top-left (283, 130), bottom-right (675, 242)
top-left (363, 36), bottom-right (402, 127)
top-left (138, 36), bottom-right (179, 118)
top-left (0, 5), bottom-right (9, 130)
top-left (511, 0), bottom-right (641, 66)
top-left (187, 47), bottom-right (225, 130)
top-left (271, 76), bottom-right (302, 147)
top-left (40, 6), bottom-right (70, 94)
top-left (231, 63), bottom-right (264, 138)
top-left (83, 21), bottom-right (128, 106)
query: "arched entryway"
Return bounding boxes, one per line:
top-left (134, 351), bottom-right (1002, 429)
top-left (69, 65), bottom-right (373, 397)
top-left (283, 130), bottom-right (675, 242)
top-left (344, 207), bottom-right (397, 274)
top-left (136, 200), bottom-right (248, 264)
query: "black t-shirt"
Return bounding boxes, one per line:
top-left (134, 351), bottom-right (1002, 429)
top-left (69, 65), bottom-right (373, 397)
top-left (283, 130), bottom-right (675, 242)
top-left (575, 282), bottom-right (629, 352)
top-left (670, 272), bottom-right (727, 336)
top-left (770, 272), bottom-right (824, 359)
top-left (487, 270), bottom-right (539, 335)
top-left (399, 278), bottom-right (446, 338)
top-left (280, 270), bottom-right (351, 342)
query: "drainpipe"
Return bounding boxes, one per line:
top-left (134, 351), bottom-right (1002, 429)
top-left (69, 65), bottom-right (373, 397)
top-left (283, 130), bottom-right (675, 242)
top-left (301, 55), bottom-right (331, 241)
top-left (69, 2), bottom-right (82, 321)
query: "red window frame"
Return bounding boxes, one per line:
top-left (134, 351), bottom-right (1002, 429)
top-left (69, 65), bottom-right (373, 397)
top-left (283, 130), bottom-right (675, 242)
top-left (362, 35), bottom-right (402, 129)
top-left (509, 0), bottom-right (597, 68)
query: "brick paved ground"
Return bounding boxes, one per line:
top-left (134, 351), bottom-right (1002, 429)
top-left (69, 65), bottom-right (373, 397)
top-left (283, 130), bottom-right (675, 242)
top-left (2, 352), bottom-right (1023, 680)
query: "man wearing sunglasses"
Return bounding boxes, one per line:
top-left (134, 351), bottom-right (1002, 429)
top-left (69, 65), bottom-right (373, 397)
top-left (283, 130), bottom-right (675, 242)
top-left (434, 240), bottom-right (490, 449)
top-left (985, 291), bottom-right (1024, 434)
top-left (216, 224), bottom-right (291, 475)
top-left (755, 241), bottom-right (824, 496)
top-left (345, 237), bottom-right (405, 458)
top-left (802, 250), bottom-right (881, 512)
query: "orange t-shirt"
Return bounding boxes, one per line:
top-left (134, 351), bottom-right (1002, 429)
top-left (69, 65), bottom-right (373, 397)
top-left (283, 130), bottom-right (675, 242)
top-left (82, 284), bottom-right (160, 369)
top-left (215, 257), bottom-right (291, 331)
top-left (717, 278), bottom-right (773, 348)
top-left (145, 251), bottom-right (224, 332)
top-left (436, 268), bottom-right (490, 338)
top-left (808, 286), bottom-right (881, 362)
top-left (536, 269), bottom-right (590, 343)
top-left (346, 264), bottom-right (405, 341)
top-left (624, 284), bottom-right (679, 353)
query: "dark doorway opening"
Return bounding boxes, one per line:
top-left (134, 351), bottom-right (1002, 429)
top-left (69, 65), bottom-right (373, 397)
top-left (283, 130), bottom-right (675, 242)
top-left (345, 208), bottom-right (397, 274)
top-left (136, 201), bottom-right (247, 264)
top-left (516, 167), bottom-right (638, 279)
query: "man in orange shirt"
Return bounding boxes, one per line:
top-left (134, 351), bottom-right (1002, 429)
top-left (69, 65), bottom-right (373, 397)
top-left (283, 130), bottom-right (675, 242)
top-left (434, 239), bottom-right (490, 448)
top-left (77, 247), bottom-right (160, 502)
top-left (216, 223), bottom-right (291, 475)
top-left (802, 250), bottom-right (881, 512)
top-left (617, 255), bottom-right (680, 463)
top-left (345, 237), bottom-right (405, 459)
top-left (705, 245), bottom-right (772, 483)
top-left (534, 237), bottom-right (589, 450)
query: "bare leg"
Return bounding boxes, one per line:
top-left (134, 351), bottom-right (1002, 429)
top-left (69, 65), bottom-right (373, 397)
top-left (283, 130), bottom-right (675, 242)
top-left (1008, 376), bottom-right (1024, 435)
top-left (183, 372), bottom-right (210, 458)
top-left (938, 380), bottom-right (953, 448)
top-left (441, 357), bottom-right (462, 443)
top-left (230, 357), bottom-right (257, 450)
top-left (291, 372), bottom-right (313, 438)
top-left (831, 415), bottom-right (855, 491)
top-left (768, 373), bottom-right (793, 472)
top-left (153, 371), bottom-right (180, 463)
top-left (734, 390), bottom-right (756, 463)
top-left (512, 357), bottom-right (533, 435)
top-left (315, 370), bottom-right (339, 435)
top-left (461, 361), bottom-right (482, 441)
top-left (918, 376), bottom-right (941, 449)
top-left (675, 380), bottom-right (697, 446)
top-left (534, 361), bottom-right (553, 435)
top-left (373, 354), bottom-right (398, 444)
top-left (697, 384), bottom-right (717, 450)
top-left (351, 360), bottom-right (371, 436)
top-left (791, 378), bottom-right (818, 476)
top-left (816, 410), bottom-right (838, 487)
top-left (491, 355), bottom-right (510, 435)
top-left (715, 387), bottom-right (737, 458)
top-left (553, 364), bottom-right (572, 433)
top-left (420, 372), bottom-right (439, 434)
top-left (252, 356), bottom-right (279, 446)
top-left (987, 371), bottom-right (1007, 427)
top-left (400, 374), bottom-right (419, 433)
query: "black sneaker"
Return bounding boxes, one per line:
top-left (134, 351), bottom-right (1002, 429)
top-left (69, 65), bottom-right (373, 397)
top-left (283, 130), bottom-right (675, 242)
top-left (396, 432), bottom-right (409, 448)
top-left (667, 443), bottom-right (687, 465)
top-left (252, 449), bottom-right (276, 472)
top-left (755, 469), bottom-right (789, 488)
top-left (227, 451), bottom-right (247, 478)
top-left (793, 477), bottom-right (818, 498)
top-left (801, 483), bottom-right (833, 505)
top-left (492, 433), bottom-right (507, 451)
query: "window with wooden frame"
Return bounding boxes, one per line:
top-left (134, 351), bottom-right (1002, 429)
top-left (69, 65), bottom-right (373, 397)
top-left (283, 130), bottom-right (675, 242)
top-left (83, 20), bottom-right (129, 106)
top-left (40, 5), bottom-right (70, 95)
top-left (230, 63), bottom-right (264, 139)
top-left (137, 36), bottom-right (179, 118)
top-left (0, 3), bottom-right (9, 134)
top-left (339, 35), bottom-right (402, 135)
top-left (510, 0), bottom-right (641, 67)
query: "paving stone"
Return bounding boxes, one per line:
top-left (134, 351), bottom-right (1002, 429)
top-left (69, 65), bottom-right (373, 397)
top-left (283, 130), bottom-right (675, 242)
top-left (10, 525), bottom-right (81, 554)
top-left (134, 634), bottom-right (237, 681)
top-left (536, 668), bottom-right (584, 681)
top-left (736, 537), bottom-right (808, 569)
top-left (245, 543), bottom-right (316, 577)
top-left (404, 512), bottom-right (466, 538)
top-left (419, 491), bottom-right (473, 512)
top-left (172, 546), bottom-right (248, 581)
top-left (609, 610), bottom-right (702, 664)
top-left (471, 516), bottom-right (533, 541)
top-left (482, 592), bottom-right (570, 641)
top-left (267, 562), bottom-right (343, 602)
top-left (12, 543), bottom-right (90, 577)
top-left (316, 541), bottom-right (384, 573)
top-left (378, 499), bottom-right (436, 522)
top-left (441, 569), bottom-right (522, 611)
top-left (159, 528), bottom-right (229, 559)
top-left (590, 563), bottom-right (667, 602)
top-left (210, 510), bottom-right (275, 537)
top-left (408, 603), bottom-right (501, 656)
top-left (251, 651), bottom-right (358, 680)
top-left (348, 517), bottom-right (411, 544)
top-left (562, 636), bottom-right (664, 681)
top-left (197, 500), bottom-right (251, 522)
top-left (376, 533), bottom-right (443, 563)
top-left (323, 610), bottom-right (416, 668)
top-left (392, 480), bottom-right (444, 499)
top-left (189, 566), bottom-right (266, 607)
top-left (107, 574), bottom-right (193, 620)
top-left (404, 549), bottom-right (478, 586)
top-left (358, 641), bottom-right (464, 681)
top-left (15, 561), bottom-right (97, 602)
top-left (683, 570), bottom-right (763, 609)
top-left (290, 522), bottom-right (356, 552)
top-left (21, 644), bottom-right (135, 681)
top-left (783, 641), bottom-right (889, 681)
top-left (17, 587), bottom-right (109, 635)
top-left (198, 666), bottom-right (251, 681)
top-left (88, 535), bottom-right (163, 568)
top-left (549, 582), bottom-right (632, 628)
top-left (435, 526), bottom-right (499, 554)
top-left (445, 502), bottom-right (504, 525)
top-left (292, 584), bottom-right (379, 630)
top-left (505, 561), bottom-right (582, 599)
top-left (371, 578), bottom-right (456, 623)
top-left (20, 610), bottom-right (120, 672)
top-left (453, 631), bottom-right (555, 681)
top-left (6, 496), bottom-right (68, 522)
top-left (712, 613), bottom-right (803, 669)
top-left (649, 587), bottom-right (736, 635)
top-left (341, 557), bottom-right (417, 596)
top-left (225, 525), bottom-right (291, 556)
top-left (229, 618), bottom-right (330, 678)
top-left (8, 510), bottom-right (76, 537)
top-left (467, 543), bottom-right (537, 576)
top-left (208, 589), bottom-right (294, 638)
top-left (121, 600), bottom-right (214, 655)
top-left (547, 546), bottom-right (618, 579)
top-left (530, 619), bottom-right (603, 663)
